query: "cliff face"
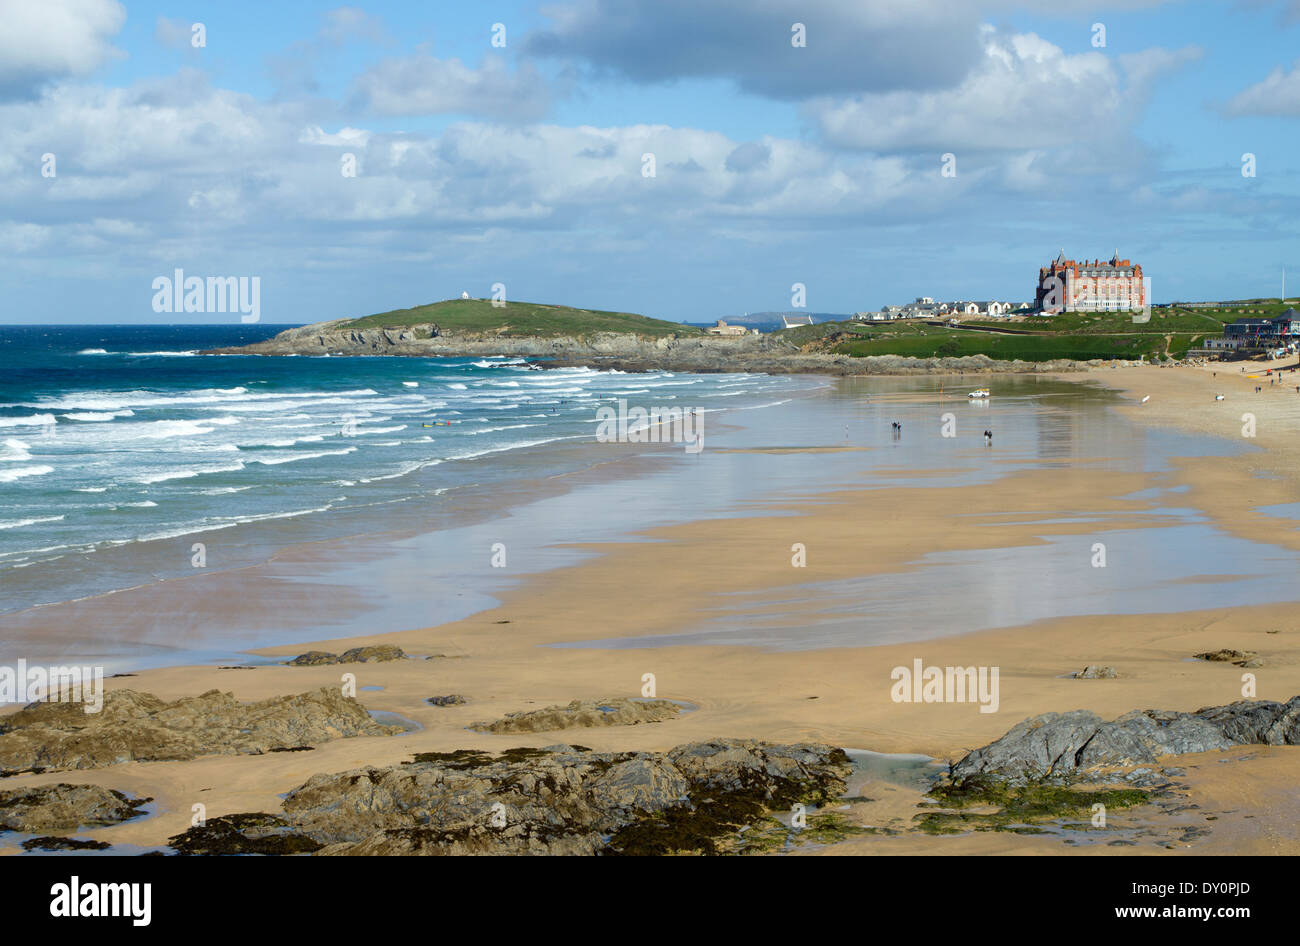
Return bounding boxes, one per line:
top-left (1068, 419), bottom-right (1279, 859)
top-left (204, 321), bottom-right (1132, 375)
top-left (211, 320), bottom-right (791, 361)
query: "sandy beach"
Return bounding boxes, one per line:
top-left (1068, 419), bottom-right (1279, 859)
top-left (3, 364), bottom-right (1299, 856)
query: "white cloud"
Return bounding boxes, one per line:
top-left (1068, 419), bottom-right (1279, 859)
top-left (320, 7), bottom-right (388, 45)
top-left (349, 52), bottom-right (551, 120)
top-left (808, 30), bottom-right (1199, 153)
top-left (1223, 59), bottom-right (1300, 116)
top-left (299, 126), bottom-right (372, 147)
top-left (0, 0), bottom-right (125, 99)
top-left (154, 16), bottom-right (195, 53)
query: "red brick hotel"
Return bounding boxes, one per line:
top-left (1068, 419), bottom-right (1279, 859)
top-left (1036, 251), bottom-right (1146, 314)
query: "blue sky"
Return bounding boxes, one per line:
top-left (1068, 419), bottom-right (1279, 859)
top-left (1, 0), bottom-right (1298, 324)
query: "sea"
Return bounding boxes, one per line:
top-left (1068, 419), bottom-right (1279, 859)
top-left (0, 325), bottom-right (817, 616)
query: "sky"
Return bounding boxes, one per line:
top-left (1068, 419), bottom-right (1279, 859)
top-left (1, 0), bottom-right (1298, 325)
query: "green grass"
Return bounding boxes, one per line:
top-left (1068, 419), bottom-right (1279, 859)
top-left (833, 330), bottom-right (1165, 362)
top-left (966, 311), bottom-right (1230, 336)
top-left (341, 298), bottom-right (699, 339)
top-left (775, 319), bottom-right (874, 345)
top-left (967, 300), bottom-right (1298, 336)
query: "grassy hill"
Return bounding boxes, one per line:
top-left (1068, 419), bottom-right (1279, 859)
top-left (341, 298), bottom-right (699, 339)
top-left (776, 318), bottom-right (1157, 360)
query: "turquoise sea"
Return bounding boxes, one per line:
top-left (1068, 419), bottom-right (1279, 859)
top-left (0, 325), bottom-right (816, 616)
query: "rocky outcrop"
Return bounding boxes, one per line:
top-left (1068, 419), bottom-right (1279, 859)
top-left (1073, 665), bottom-right (1117, 679)
top-left (22, 836), bottom-right (112, 851)
top-left (951, 696), bottom-right (1300, 784)
top-left (427, 695), bottom-right (468, 707)
top-left (1194, 649), bottom-right (1262, 668)
top-left (287, 646), bottom-right (406, 666)
top-left (205, 322), bottom-right (1129, 376)
top-left (167, 740), bottom-right (852, 856)
top-left (0, 783), bottom-right (151, 832)
top-left (0, 687), bottom-right (400, 775)
top-left (169, 813), bottom-right (324, 856)
top-left (471, 698), bottom-right (681, 733)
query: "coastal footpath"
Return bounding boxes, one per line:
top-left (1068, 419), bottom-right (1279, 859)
top-left (206, 318), bottom-right (1137, 376)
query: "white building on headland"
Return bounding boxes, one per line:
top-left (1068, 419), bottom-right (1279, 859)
top-left (706, 319), bottom-right (756, 336)
top-left (867, 298), bottom-right (1016, 320)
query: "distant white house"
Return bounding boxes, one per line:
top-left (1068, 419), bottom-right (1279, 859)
top-left (957, 301), bottom-right (1012, 316)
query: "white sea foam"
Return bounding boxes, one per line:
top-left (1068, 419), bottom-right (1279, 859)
top-left (468, 424), bottom-right (538, 435)
top-left (0, 438), bottom-right (32, 461)
top-left (135, 462), bottom-right (245, 484)
top-left (446, 435), bottom-right (581, 461)
top-left (133, 504), bottom-right (338, 543)
top-left (0, 465), bottom-right (54, 482)
top-left (358, 458), bottom-right (443, 483)
top-left (0, 414), bottom-right (55, 428)
top-left (243, 434), bottom-right (326, 448)
top-left (63, 410), bottom-right (133, 421)
top-left (247, 447), bottom-right (357, 466)
top-left (25, 387), bottom-right (379, 412)
top-left (125, 419), bottom-right (215, 440)
top-left (0, 514), bottom-right (64, 530)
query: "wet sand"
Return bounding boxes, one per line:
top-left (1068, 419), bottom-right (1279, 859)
top-left (3, 367), bottom-right (1300, 855)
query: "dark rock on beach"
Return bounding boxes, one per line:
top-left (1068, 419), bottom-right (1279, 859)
top-left (169, 813), bottom-right (324, 856)
top-left (21, 836), bottom-right (112, 852)
top-left (0, 687), bottom-right (400, 774)
top-left (471, 697), bottom-right (681, 733)
top-left (951, 696), bottom-right (1300, 784)
top-left (166, 740), bottom-right (852, 856)
top-left (1073, 665), bottom-right (1118, 679)
top-left (287, 645), bottom-right (406, 666)
top-left (1194, 649), bottom-right (1261, 667)
top-left (427, 695), bottom-right (468, 707)
top-left (286, 651), bottom-right (339, 666)
top-left (0, 783), bottom-right (151, 832)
